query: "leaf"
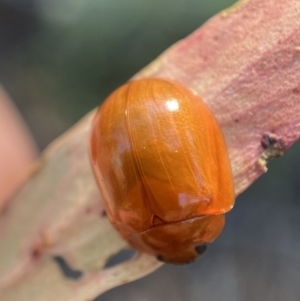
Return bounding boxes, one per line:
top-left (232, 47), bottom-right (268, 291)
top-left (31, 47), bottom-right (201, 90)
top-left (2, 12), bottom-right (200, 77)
top-left (1, 0), bottom-right (300, 299)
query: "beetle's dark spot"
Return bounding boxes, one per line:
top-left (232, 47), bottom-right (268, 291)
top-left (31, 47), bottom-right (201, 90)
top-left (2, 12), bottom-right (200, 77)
top-left (101, 210), bottom-right (107, 217)
top-left (53, 256), bottom-right (83, 280)
top-left (195, 244), bottom-right (207, 255)
top-left (156, 254), bottom-right (164, 262)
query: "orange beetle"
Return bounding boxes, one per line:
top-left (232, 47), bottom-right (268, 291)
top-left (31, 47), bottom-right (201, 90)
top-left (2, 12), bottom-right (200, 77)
top-left (89, 78), bottom-right (235, 264)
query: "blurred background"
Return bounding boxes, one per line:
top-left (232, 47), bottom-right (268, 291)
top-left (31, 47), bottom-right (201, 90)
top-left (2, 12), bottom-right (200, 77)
top-left (1, 0), bottom-right (300, 300)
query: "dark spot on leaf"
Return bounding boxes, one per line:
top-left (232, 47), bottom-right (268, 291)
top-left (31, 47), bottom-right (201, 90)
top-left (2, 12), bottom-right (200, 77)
top-left (261, 133), bottom-right (285, 158)
top-left (104, 249), bottom-right (136, 268)
top-left (53, 256), bottom-right (83, 280)
top-left (85, 207), bottom-right (92, 214)
top-left (0, 203), bottom-right (9, 216)
top-left (31, 248), bottom-right (41, 259)
top-left (259, 133), bottom-right (286, 169)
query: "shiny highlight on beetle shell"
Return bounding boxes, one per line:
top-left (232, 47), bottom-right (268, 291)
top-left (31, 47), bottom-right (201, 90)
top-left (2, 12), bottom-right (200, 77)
top-left (90, 78), bottom-right (235, 264)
